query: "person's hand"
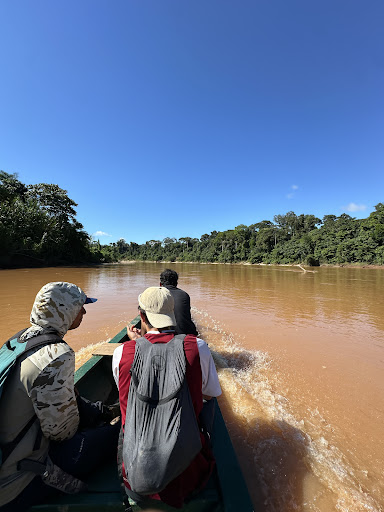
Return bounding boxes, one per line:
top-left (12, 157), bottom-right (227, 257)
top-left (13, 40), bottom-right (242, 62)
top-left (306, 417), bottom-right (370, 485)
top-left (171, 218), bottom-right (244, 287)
top-left (127, 325), bottom-right (141, 340)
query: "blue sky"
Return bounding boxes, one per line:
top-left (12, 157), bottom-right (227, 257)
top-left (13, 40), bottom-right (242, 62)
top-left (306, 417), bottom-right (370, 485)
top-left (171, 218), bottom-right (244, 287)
top-left (1, 1), bottom-right (383, 244)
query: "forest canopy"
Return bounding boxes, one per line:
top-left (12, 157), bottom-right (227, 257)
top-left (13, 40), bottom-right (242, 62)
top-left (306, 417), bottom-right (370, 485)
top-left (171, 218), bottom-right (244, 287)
top-left (107, 206), bottom-right (384, 266)
top-left (0, 171), bottom-right (96, 266)
top-left (1, 171), bottom-right (384, 267)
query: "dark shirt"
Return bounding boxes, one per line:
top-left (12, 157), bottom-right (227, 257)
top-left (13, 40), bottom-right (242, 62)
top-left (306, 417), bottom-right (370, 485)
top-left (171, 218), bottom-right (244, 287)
top-left (163, 285), bottom-right (198, 335)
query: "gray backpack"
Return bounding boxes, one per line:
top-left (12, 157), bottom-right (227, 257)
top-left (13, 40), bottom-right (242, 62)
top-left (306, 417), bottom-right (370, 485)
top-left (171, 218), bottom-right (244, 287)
top-left (123, 334), bottom-right (202, 495)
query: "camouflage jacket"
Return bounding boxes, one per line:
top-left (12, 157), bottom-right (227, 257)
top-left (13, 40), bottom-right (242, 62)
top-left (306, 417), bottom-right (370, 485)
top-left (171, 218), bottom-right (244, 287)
top-left (0, 339), bottom-right (79, 505)
top-left (0, 282), bottom-right (86, 506)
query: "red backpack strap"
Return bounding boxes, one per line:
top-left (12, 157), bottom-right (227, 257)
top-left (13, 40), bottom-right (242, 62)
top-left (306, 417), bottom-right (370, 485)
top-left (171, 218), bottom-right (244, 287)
top-left (182, 334), bottom-right (203, 418)
top-left (118, 339), bottom-right (137, 427)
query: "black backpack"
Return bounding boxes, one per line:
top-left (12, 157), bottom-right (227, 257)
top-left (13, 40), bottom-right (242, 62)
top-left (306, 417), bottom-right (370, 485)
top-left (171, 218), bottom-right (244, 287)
top-left (123, 334), bottom-right (202, 495)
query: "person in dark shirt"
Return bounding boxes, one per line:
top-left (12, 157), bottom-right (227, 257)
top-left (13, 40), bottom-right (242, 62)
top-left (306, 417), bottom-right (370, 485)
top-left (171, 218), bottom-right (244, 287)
top-left (159, 269), bottom-right (198, 335)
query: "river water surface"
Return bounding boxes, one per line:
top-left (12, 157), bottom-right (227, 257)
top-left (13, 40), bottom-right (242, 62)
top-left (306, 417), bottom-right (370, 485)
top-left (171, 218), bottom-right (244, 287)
top-left (0, 263), bottom-right (383, 511)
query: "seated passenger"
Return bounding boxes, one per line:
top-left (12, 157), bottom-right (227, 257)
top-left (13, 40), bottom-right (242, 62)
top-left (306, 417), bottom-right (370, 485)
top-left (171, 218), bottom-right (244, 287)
top-left (112, 286), bottom-right (221, 509)
top-left (160, 269), bottom-right (198, 335)
top-left (0, 282), bottom-right (119, 512)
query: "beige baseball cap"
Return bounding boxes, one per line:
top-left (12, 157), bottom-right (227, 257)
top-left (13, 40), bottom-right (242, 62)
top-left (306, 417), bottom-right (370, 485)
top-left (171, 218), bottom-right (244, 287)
top-left (138, 286), bottom-right (176, 329)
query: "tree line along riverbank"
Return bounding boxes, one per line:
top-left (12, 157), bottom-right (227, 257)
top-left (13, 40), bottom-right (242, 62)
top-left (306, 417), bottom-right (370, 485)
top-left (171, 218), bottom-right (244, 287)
top-left (1, 171), bottom-right (384, 268)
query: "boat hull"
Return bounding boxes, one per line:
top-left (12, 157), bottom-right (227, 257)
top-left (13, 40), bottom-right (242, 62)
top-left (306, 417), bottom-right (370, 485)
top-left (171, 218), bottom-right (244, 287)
top-left (31, 326), bottom-right (253, 511)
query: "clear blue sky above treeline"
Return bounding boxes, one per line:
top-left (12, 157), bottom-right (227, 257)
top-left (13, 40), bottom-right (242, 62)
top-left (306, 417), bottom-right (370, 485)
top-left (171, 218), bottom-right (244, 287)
top-left (1, 1), bottom-right (383, 244)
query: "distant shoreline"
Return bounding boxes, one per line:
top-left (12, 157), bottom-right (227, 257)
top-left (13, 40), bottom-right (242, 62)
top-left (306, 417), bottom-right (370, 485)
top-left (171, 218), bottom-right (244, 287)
top-left (118, 260), bottom-right (384, 270)
top-left (1, 260), bottom-right (383, 271)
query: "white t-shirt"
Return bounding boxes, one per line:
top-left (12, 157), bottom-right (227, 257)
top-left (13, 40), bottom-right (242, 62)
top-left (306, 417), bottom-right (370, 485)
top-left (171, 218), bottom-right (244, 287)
top-left (112, 332), bottom-right (222, 398)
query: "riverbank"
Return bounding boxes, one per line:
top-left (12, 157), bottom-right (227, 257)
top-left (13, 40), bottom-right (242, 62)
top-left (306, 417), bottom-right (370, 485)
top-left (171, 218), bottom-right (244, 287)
top-left (2, 258), bottom-right (384, 271)
top-left (118, 259), bottom-right (384, 269)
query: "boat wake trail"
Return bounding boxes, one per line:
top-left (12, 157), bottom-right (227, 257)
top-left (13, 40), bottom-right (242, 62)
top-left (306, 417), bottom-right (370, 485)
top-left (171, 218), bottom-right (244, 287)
top-left (192, 307), bottom-right (382, 512)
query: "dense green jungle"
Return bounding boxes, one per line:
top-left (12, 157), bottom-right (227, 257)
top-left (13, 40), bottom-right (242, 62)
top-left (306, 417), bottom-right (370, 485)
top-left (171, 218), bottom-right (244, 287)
top-left (1, 171), bottom-right (384, 268)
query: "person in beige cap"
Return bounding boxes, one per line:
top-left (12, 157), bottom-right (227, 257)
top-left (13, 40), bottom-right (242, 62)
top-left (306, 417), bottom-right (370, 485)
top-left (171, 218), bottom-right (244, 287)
top-left (112, 286), bottom-right (221, 510)
top-left (138, 285), bottom-right (177, 330)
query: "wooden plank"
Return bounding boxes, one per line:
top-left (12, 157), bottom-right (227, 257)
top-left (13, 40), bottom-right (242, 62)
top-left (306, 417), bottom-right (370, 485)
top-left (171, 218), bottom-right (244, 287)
top-left (92, 343), bottom-right (121, 356)
top-left (74, 327), bottom-right (128, 384)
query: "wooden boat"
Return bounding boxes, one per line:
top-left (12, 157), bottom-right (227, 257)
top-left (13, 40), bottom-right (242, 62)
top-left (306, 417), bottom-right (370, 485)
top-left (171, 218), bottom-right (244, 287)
top-left (32, 321), bottom-right (254, 512)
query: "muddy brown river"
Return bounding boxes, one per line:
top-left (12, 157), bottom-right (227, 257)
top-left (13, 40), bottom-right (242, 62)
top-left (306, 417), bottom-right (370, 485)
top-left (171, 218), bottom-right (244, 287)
top-left (1, 262), bottom-right (383, 511)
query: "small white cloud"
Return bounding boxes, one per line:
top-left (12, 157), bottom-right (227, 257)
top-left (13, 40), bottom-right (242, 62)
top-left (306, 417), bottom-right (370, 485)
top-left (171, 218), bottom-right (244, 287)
top-left (93, 230), bottom-right (112, 237)
top-left (286, 184), bottom-right (299, 198)
top-left (345, 203), bottom-right (367, 212)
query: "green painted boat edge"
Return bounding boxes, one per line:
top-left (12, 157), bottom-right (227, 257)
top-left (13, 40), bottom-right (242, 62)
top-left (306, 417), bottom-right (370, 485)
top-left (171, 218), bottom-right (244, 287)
top-left (212, 402), bottom-right (253, 511)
